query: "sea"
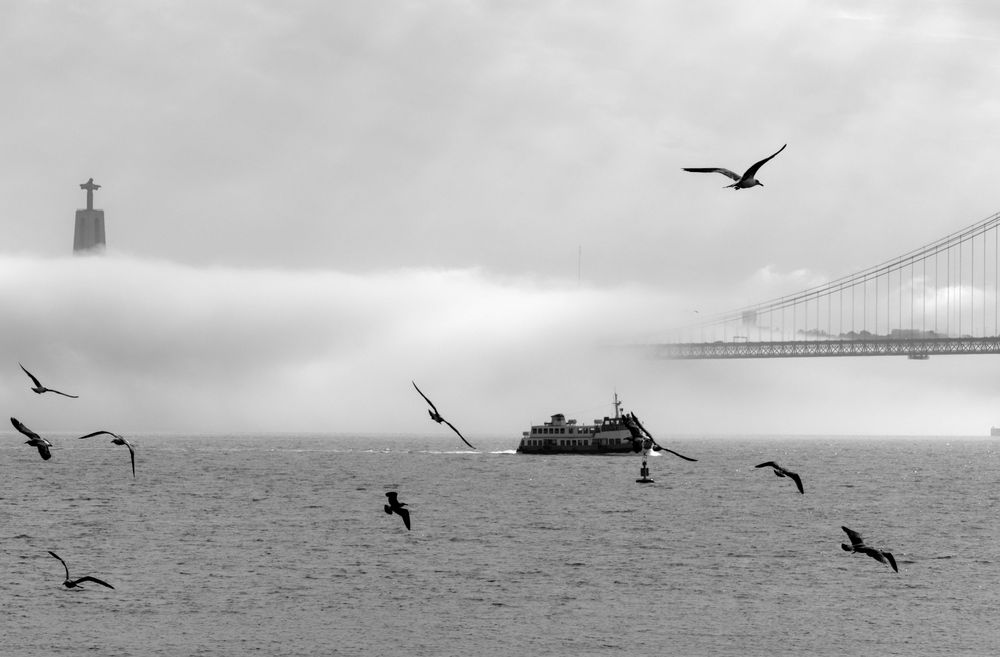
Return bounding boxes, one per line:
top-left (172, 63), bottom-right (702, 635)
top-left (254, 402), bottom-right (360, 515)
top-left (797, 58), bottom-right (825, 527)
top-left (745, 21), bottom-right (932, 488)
top-left (3, 433), bottom-right (999, 656)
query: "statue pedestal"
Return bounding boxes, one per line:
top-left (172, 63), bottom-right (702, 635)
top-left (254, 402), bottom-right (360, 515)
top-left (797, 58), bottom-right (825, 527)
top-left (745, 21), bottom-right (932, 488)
top-left (74, 209), bottom-right (106, 253)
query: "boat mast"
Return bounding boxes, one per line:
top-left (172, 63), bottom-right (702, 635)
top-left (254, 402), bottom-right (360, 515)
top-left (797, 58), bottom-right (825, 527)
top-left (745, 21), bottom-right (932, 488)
top-left (613, 391), bottom-right (622, 419)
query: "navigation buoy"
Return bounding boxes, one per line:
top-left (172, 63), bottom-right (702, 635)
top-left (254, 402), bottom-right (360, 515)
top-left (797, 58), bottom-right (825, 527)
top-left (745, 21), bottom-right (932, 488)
top-left (636, 438), bottom-right (654, 483)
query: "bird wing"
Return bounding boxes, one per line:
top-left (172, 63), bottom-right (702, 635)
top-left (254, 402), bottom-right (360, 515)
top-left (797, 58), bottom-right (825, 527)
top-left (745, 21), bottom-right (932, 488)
top-left (19, 363), bottom-right (43, 387)
top-left (629, 413), bottom-right (653, 439)
top-left (36, 443), bottom-right (52, 460)
top-left (741, 144), bottom-right (786, 180)
top-left (841, 526), bottom-right (865, 548)
top-left (397, 507), bottom-right (411, 530)
top-left (755, 461), bottom-right (778, 470)
top-left (48, 388), bottom-right (78, 399)
top-left (75, 575), bottom-right (115, 589)
top-left (882, 551), bottom-right (898, 573)
top-left (655, 444), bottom-right (698, 462)
top-left (787, 471), bottom-right (804, 494)
top-left (386, 491), bottom-right (398, 503)
top-left (126, 443), bottom-right (136, 478)
top-left (863, 547), bottom-right (887, 565)
top-left (682, 167), bottom-right (741, 181)
top-left (411, 381), bottom-right (439, 415)
top-left (48, 551), bottom-right (70, 580)
top-left (629, 414), bottom-right (697, 460)
top-left (77, 430), bottom-right (118, 440)
top-left (442, 419), bottom-right (476, 450)
top-left (10, 417), bottom-right (40, 441)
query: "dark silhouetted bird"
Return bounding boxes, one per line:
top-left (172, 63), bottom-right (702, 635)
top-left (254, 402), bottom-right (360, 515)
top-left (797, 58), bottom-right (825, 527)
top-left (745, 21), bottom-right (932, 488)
top-left (683, 144), bottom-right (786, 189)
top-left (384, 491), bottom-right (411, 530)
top-left (77, 430), bottom-right (136, 478)
top-left (19, 363), bottom-right (78, 398)
top-left (412, 381), bottom-right (475, 449)
top-left (48, 551), bottom-right (115, 589)
top-left (627, 412), bottom-right (697, 461)
top-left (840, 526), bottom-right (898, 573)
top-left (11, 417), bottom-right (53, 460)
top-left (755, 461), bottom-right (804, 494)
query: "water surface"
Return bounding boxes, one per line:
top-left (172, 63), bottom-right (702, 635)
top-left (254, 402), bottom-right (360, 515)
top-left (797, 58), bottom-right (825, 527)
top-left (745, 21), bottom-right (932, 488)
top-left (3, 434), bottom-right (998, 656)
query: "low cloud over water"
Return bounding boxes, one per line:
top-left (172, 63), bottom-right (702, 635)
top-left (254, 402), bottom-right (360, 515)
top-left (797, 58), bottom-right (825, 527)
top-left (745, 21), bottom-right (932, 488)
top-left (4, 253), bottom-right (999, 438)
top-left (0, 254), bottom-right (672, 434)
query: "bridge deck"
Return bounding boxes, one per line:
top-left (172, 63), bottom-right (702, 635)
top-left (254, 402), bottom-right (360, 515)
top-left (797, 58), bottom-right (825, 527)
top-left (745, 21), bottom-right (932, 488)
top-left (646, 337), bottom-right (1000, 359)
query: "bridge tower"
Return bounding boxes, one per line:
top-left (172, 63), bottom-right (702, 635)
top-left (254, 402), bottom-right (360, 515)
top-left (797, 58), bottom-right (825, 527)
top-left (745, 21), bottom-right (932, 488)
top-left (73, 177), bottom-right (105, 254)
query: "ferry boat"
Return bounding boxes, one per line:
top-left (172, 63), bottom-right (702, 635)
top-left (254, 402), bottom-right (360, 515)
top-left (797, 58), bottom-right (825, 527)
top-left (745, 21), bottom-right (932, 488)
top-left (516, 394), bottom-right (642, 454)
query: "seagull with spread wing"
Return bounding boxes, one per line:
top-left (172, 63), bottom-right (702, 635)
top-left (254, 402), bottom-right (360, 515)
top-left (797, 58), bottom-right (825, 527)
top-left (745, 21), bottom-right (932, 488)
top-left (627, 412), bottom-right (698, 461)
top-left (384, 491), bottom-right (411, 530)
top-left (48, 551), bottom-right (115, 590)
top-left (683, 144), bottom-right (786, 189)
top-left (840, 526), bottom-right (898, 573)
top-left (11, 417), bottom-right (53, 460)
top-left (19, 363), bottom-right (78, 398)
top-left (411, 381), bottom-right (475, 450)
top-left (77, 430), bottom-right (136, 478)
top-left (755, 461), bottom-right (804, 494)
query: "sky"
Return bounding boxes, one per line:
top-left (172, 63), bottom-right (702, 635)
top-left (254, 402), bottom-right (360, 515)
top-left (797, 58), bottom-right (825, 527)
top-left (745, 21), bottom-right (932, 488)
top-left (4, 0), bottom-right (1000, 437)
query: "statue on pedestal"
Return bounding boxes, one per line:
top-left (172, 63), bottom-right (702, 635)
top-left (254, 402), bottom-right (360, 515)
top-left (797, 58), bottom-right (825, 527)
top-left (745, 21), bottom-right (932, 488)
top-left (80, 178), bottom-right (101, 210)
top-left (74, 178), bottom-right (106, 253)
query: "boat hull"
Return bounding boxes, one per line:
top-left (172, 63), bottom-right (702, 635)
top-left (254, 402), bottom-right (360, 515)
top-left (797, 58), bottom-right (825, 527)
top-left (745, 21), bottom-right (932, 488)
top-left (516, 442), bottom-right (639, 455)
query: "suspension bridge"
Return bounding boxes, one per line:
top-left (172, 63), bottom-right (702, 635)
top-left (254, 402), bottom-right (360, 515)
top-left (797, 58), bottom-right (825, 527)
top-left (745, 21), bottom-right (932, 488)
top-left (650, 210), bottom-right (1000, 359)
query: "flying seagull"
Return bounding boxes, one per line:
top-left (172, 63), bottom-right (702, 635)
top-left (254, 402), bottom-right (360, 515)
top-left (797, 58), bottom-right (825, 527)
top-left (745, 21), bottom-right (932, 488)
top-left (755, 461), bottom-right (804, 494)
top-left (411, 381), bottom-right (476, 450)
top-left (384, 491), bottom-right (411, 530)
top-left (627, 413), bottom-right (698, 461)
top-left (840, 526), bottom-right (898, 573)
top-left (77, 430), bottom-right (136, 478)
top-left (11, 417), bottom-right (53, 460)
top-left (682, 143), bottom-right (786, 189)
top-left (48, 551), bottom-right (115, 590)
top-left (19, 363), bottom-right (78, 398)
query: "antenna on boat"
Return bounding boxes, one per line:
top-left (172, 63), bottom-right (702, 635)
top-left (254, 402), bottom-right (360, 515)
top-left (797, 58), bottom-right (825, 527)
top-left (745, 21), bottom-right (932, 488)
top-left (613, 391), bottom-right (621, 419)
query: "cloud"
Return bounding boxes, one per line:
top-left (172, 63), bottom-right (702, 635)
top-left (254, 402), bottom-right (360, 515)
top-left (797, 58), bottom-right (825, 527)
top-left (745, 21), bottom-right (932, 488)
top-left (0, 253), bottom-right (680, 434)
top-left (3, 252), bottom-right (998, 438)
